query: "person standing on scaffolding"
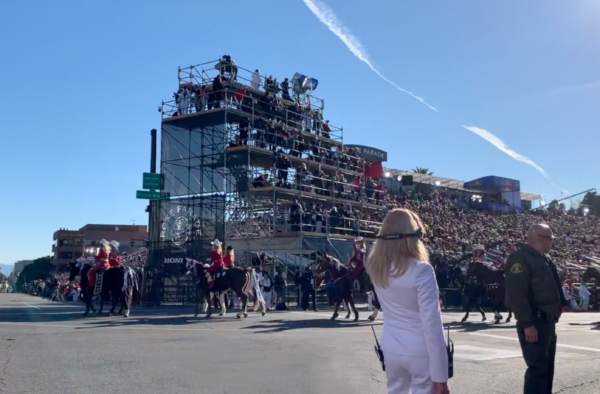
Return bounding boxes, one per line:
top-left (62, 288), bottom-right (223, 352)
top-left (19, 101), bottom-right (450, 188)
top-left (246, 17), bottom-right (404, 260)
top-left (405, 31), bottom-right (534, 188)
top-left (349, 237), bottom-right (367, 291)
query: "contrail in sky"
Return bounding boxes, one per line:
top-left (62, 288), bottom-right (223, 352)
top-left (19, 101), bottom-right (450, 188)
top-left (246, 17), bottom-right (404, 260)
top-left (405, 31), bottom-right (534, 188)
top-left (462, 126), bottom-right (548, 178)
top-left (302, 0), bottom-right (439, 112)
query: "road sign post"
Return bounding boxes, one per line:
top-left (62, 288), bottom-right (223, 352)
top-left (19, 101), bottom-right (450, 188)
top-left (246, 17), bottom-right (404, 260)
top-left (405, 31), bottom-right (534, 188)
top-left (143, 173), bottom-right (162, 190)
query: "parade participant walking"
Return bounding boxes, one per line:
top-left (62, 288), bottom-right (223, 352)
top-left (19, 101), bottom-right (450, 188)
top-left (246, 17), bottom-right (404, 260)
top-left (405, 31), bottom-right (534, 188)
top-left (349, 237), bottom-right (366, 291)
top-left (261, 270), bottom-right (273, 311)
top-left (505, 224), bottom-right (566, 394)
top-left (108, 241), bottom-right (121, 267)
top-left (207, 239), bottom-right (224, 289)
top-left (224, 246), bottom-right (235, 268)
top-left (88, 240), bottom-right (111, 290)
top-left (367, 208), bottom-right (449, 394)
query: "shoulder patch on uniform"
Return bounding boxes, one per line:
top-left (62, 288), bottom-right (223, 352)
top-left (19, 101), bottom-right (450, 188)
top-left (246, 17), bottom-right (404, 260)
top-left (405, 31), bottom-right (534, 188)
top-left (510, 263), bottom-right (523, 274)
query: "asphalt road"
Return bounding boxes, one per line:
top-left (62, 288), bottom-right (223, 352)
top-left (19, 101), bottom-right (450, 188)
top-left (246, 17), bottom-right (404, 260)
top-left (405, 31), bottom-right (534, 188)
top-left (0, 294), bottom-right (599, 394)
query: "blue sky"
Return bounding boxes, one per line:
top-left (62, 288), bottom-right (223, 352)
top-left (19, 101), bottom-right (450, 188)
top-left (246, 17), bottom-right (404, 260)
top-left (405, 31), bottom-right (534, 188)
top-left (0, 0), bottom-right (598, 266)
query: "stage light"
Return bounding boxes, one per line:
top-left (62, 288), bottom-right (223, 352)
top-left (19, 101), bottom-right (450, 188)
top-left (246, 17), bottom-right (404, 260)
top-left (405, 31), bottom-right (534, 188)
top-left (384, 172), bottom-right (390, 178)
top-left (435, 181), bottom-right (441, 186)
top-left (397, 175), bottom-right (402, 182)
top-left (583, 207), bottom-right (590, 215)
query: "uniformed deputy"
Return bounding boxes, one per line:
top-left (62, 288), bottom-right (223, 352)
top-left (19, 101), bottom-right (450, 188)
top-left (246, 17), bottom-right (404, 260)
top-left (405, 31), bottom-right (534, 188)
top-left (505, 224), bottom-right (567, 394)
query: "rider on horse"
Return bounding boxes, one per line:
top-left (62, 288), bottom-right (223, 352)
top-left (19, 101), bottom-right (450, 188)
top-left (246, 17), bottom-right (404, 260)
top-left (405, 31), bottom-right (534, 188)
top-left (109, 240), bottom-right (121, 267)
top-left (88, 240), bottom-right (111, 289)
top-left (207, 239), bottom-right (224, 289)
top-left (349, 237), bottom-right (366, 291)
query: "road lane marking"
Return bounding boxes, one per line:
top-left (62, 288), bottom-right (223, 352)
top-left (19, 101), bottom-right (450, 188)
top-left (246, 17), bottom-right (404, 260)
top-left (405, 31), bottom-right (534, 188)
top-left (467, 332), bottom-right (600, 353)
top-left (22, 303), bottom-right (40, 309)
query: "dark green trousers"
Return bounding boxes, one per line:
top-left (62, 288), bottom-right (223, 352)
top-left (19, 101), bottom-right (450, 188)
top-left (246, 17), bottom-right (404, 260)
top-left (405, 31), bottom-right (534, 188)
top-left (517, 319), bottom-right (557, 394)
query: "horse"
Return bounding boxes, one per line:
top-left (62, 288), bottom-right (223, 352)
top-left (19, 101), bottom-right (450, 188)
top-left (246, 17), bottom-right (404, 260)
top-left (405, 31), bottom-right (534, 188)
top-left (463, 262), bottom-right (512, 324)
top-left (183, 258), bottom-right (265, 319)
top-left (313, 254), bottom-right (360, 321)
top-left (69, 260), bottom-right (137, 317)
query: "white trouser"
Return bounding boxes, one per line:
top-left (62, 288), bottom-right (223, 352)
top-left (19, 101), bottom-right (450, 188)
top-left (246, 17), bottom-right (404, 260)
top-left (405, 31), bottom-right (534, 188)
top-left (263, 291), bottom-right (272, 309)
top-left (383, 352), bottom-right (432, 394)
top-left (581, 296), bottom-right (589, 311)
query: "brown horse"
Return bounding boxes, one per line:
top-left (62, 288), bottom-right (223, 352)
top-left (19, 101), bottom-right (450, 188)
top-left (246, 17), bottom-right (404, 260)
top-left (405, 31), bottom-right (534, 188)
top-left (183, 258), bottom-right (265, 319)
top-left (464, 262), bottom-right (512, 324)
top-left (313, 254), bottom-right (360, 321)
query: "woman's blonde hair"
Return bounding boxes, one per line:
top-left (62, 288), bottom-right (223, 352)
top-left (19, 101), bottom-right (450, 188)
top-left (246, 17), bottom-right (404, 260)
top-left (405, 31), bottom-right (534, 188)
top-left (101, 244), bottom-right (111, 255)
top-left (366, 208), bottom-right (429, 288)
top-left (212, 244), bottom-right (222, 253)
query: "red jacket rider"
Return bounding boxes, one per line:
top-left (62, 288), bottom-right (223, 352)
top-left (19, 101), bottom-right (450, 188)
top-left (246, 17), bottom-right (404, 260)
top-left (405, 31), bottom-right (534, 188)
top-left (108, 241), bottom-right (121, 267)
top-left (207, 241), bottom-right (223, 288)
top-left (89, 242), bottom-right (111, 288)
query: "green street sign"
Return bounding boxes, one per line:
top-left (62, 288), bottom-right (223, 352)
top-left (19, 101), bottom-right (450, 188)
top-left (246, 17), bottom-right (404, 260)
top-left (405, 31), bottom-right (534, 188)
top-left (143, 173), bottom-right (162, 190)
top-left (136, 190), bottom-right (161, 200)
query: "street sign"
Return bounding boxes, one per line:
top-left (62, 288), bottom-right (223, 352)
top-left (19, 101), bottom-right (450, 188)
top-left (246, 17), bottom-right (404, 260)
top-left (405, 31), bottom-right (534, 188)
top-left (143, 173), bottom-right (162, 190)
top-left (136, 190), bottom-right (160, 200)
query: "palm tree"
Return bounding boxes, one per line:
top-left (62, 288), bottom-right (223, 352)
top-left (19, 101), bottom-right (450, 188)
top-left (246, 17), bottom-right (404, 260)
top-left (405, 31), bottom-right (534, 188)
top-left (412, 167), bottom-right (434, 175)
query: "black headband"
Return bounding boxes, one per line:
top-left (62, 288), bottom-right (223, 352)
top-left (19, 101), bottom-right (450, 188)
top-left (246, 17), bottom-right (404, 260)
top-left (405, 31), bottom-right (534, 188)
top-left (376, 228), bottom-right (423, 240)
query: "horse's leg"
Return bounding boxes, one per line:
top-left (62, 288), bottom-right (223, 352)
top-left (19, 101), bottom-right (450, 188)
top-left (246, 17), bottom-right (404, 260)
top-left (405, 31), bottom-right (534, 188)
top-left (194, 286), bottom-right (201, 317)
top-left (205, 291), bottom-right (213, 318)
top-left (219, 292), bottom-right (226, 316)
top-left (461, 299), bottom-right (470, 323)
top-left (237, 294), bottom-right (248, 319)
top-left (348, 295), bottom-right (359, 322)
top-left (331, 298), bottom-right (341, 321)
top-left (344, 296), bottom-right (351, 319)
top-left (478, 305), bottom-right (487, 322)
top-left (506, 308), bottom-right (512, 323)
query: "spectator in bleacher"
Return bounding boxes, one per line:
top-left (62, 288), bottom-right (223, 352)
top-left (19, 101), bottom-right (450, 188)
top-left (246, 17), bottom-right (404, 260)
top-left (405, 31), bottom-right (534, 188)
top-left (321, 119), bottom-right (331, 139)
top-left (329, 206), bottom-right (340, 234)
top-left (275, 152), bottom-right (292, 186)
top-left (312, 165), bottom-right (326, 195)
top-left (280, 77), bottom-right (291, 101)
top-left (251, 69), bottom-right (261, 90)
top-left (365, 177), bottom-right (375, 203)
top-left (290, 200), bottom-right (303, 232)
top-left (252, 173), bottom-right (268, 188)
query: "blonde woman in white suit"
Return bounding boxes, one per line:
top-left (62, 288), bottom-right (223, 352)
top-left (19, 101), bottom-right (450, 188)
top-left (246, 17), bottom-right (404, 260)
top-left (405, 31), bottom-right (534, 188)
top-left (367, 208), bottom-right (449, 394)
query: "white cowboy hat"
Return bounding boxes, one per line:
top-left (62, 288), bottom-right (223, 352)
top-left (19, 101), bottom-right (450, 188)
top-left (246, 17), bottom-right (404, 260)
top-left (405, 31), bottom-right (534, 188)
top-left (355, 236), bottom-right (364, 242)
top-left (211, 239), bottom-right (222, 246)
top-left (110, 240), bottom-right (120, 249)
top-left (100, 239), bottom-right (109, 246)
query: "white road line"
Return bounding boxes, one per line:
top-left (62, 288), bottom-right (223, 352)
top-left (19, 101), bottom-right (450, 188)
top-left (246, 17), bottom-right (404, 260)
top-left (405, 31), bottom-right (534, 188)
top-left (22, 303), bottom-right (40, 309)
top-left (467, 332), bottom-right (600, 353)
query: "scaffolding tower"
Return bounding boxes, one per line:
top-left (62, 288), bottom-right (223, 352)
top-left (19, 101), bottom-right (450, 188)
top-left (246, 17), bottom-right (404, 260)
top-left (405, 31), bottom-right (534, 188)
top-left (145, 57), bottom-right (387, 304)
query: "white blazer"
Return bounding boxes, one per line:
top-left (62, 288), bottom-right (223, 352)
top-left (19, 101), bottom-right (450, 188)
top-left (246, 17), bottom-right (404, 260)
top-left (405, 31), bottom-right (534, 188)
top-left (374, 259), bottom-right (449, 383)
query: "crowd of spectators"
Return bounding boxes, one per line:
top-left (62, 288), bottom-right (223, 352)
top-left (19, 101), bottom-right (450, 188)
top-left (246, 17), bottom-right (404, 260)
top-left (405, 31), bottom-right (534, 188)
top-left (385, 190), bottom-right (600, 276)
top-left (19, 250), bottom-right (148, 302)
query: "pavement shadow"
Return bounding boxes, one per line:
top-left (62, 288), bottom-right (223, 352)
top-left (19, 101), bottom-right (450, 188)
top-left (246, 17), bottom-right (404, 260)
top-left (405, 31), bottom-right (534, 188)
top-left (241, 318), bottom-right (382, 333)
top-left (445, 320), bottom-right (517, 333)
